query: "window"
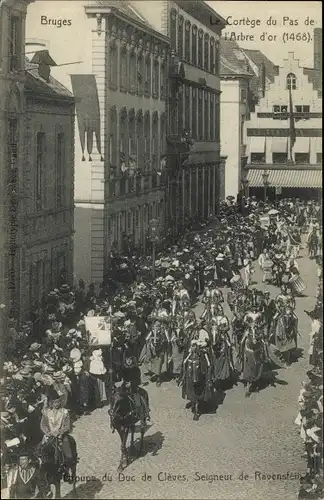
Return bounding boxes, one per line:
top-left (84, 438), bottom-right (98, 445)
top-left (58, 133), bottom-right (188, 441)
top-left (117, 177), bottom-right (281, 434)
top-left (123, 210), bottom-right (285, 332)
top-left (152, 112), bottom-right (159, 170)
top-left (108, 41), bottom-right (118, 88)
top-left (204, 91), bottom-right (209, 140)
top-left (144, 112), bottom-right (150, 169)
top-left (185, 21), bottom-right (191, 61)
top-left (109, 107), bottom-right (117, 168)
top-left (9, 16), bottom-right (21, 71)
top-left (204, 34), bottom-right (209, 71)
top-left (295, 153), bottom-right (310, 164)
top-left (198, 89), bottom-right (203, 139)
top-left (210, 38), bottom-right (215, 74)
top-left (160, 112), bottom-right (166, 154)
top-left (129, 50), bottom-right (137, 93)
top-left (192, 25), bottom-right (197, 65)
top-left (178, 16), bottom-right (184, 57)
top-left (198, 30), bottom-right (203, 67)
top-left (185, 85), bottom-right (190, 132)
top-left (152, 58), bottom-right (159, 98)
top-left (215, 97), bottom-right (220, 141)
top-left (215, 41), bottom-right (220, 75)
top-left (295, 105), bottom-right (310, 118)
top-left (251, 153), bottom-right (265, 164)
top-left (136, 111), bottom-right (144, 170)
top-left (178, 88), bottom-right (183, 134)
top-left (36, 132), bottom-right (45, 210)
top-left (316, 152), bottom-right (322, 164)
top-left (170, 9), bottom-right (177, 50)
top-left (128, 109), bottom-right (136, 156)
top-left (286, 73), bottom-right (297, 90)
top-left (137, 53), bottom-right (144, 94)
top-left (56, 133), bottom-right (65, 207)
top-left (120, 46), bottom-right (128, 91)
top-left (273, 104), bottom-right (288, 119)
top-left (209, 94), bottom-right (214, 140)
top-left (144, 53), bottom-right (151, 95)
top-left (192, 88), bottom-right (197, 139)
top-left (160, 61), bottom-right (166, 99)
top-left (272, 152), bottom-right (287, 163)
top-left (119, 108), bottom-right (128, 164)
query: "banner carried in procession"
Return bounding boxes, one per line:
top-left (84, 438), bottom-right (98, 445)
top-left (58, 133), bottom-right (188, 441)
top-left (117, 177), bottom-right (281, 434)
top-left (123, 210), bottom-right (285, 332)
top-left (84, 316), bottom-right (112, 345)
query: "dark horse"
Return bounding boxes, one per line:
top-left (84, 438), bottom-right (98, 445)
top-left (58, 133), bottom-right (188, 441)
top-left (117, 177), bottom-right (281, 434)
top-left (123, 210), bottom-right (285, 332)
top-left (37, 436), bottom-right (78, 499)
top-left (108, 384), bottom-right (150, 470)
top-left (181, 345), bottom-right (213, 421)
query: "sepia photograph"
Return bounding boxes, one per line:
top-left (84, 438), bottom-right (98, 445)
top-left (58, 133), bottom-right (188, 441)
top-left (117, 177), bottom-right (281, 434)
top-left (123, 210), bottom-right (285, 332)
top-left (0, 0), bottom-right (322, 499)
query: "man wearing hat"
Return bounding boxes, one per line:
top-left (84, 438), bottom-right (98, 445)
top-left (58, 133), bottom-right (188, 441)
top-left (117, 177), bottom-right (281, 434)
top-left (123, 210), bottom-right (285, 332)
top-left (6, 447), bottom-right (45, 499)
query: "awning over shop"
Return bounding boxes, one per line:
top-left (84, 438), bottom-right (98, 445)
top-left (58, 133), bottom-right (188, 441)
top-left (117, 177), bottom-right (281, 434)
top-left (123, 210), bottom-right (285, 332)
top-left (271, 137), bottom-right (288, 153)
top-left (247, 169), bottom-right (322, 188)
top-left (294, 136), bottom-right (310, 153)
top-left (249, 136), bottom-right (266, 153)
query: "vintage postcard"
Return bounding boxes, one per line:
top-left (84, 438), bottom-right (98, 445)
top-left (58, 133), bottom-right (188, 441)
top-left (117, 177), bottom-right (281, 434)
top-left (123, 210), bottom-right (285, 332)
top-left (0, 0), bottom-right (322, 499)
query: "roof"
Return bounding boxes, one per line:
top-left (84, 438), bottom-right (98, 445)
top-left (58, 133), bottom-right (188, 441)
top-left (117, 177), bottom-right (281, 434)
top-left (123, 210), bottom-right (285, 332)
top-left (247, 168), bottom-right (322, 188)
top-left (25, 61), bottom-right (73, 100)
top-left (243, 49), bottom-right (279, 82)
top-left (303, 67), bottom-right (322, 97)
top-left (87, 0), bottom-right (153, 27)
top-left (220, 37), bottom-right (254, 77)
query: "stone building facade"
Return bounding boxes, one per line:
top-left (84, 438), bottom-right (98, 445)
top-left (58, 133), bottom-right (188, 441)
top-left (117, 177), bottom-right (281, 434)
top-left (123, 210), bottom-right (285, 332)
top-left (131, 0), bottom-right (227, 236)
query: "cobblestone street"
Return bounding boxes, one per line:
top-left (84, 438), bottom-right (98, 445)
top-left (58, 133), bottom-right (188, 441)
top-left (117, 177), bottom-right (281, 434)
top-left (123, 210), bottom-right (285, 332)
top-left (61, 243), bottom-right (316, 500)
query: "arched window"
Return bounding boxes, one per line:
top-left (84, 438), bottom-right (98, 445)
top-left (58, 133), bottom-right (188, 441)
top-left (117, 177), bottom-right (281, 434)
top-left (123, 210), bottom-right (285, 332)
top-left (129, 49), bottom-right (137, 93)
top-left (152, 57), bottom-right (159, 98)
top-left (109, 106), bottom-right (117, 168)
top-left (215, 95), bottom-right (220, 141)
top-left (215, 41), bottom-right (220, 75)
top-left (137, 52), bottom-right (144, 95)
top-left (204, 33), bottom-right (209, 71)
top-left (108, 41), bottom-right (118, 88)
top-left (144, 53), bottom-right (151, 95)
top-left (192, 87), bottom-right (197, 139)
top-left (198, 29), bottom-right (203, 67)
top-left (136, 110), bottom-right (144, 170)
top-left (178, 87), bottom-right (183, 133)
top-left (119, 107), bottom-right (128, 165)
top-left (144, 111), bottom-right (151, 170)
top-left (198, 89), bottom-right (203, 139)
top-left (170, 9), bottom-right (177, 51)
top-left (178, 16), bottom-right (184, 57)
top-left (184, 85), bottom-right (190, 132)
top-left (184, 21), bottom-right (191, 61)
top-left (210, 38), bottom-right (215, 74)
top-left (128, 109), bottom-right (136, 157)
top-left (160, 61), bottom-right (166, 99)
top-left (152, 111), bottom-right (159, 170)
top-left (160, 112), bottom-right (166, 154)
top-left (286, 73), bottom-right (297, 90)
top-left (209, 94), bottom-right (214, 140)
top-left (204, 91), bottom-right (209, 140)
top-left (192, 25), bottom-right (197, 65)
top-left (120, 45), bottom-right (128, 91)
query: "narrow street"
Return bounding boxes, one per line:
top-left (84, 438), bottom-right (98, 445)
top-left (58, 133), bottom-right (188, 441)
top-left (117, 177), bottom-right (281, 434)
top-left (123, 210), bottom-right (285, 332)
top-left (61, 243), bottom-right (317, 500)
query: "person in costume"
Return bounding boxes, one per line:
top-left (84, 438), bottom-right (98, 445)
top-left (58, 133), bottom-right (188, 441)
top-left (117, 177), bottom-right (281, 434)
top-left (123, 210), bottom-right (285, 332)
top-left (6, 448), bottom-right (45, 499)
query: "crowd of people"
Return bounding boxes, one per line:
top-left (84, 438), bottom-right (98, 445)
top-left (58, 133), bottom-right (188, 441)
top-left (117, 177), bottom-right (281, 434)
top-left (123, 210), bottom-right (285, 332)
top-left (297, 263), bottom-right (323, 499)
top-left (0, 196), bottom-right (322, 498)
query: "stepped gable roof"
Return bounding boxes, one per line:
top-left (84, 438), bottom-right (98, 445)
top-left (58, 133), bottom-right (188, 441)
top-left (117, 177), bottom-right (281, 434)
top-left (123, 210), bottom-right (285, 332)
top-left (220, 37), bottom-right (254, 77)
top-left (25, 59), bottom-right (73, 100)
top-left (303, 67), bottom-right (322, 97)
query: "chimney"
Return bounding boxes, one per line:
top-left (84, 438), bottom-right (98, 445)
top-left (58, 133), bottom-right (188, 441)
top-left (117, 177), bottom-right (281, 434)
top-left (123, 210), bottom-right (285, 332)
top-left (314, 28), bottom-right (322, 72)
top-left (30, 50), bottom-right (57, 82)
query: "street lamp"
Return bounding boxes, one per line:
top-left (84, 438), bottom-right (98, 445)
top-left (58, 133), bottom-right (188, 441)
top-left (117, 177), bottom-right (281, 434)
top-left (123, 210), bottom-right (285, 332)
top-left (262, 170), bottom-right (270, 202)
top-left (149, 218), bottom-right (159, 279)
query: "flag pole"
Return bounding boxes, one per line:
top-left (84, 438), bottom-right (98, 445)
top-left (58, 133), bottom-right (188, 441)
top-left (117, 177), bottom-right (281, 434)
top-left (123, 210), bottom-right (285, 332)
top-left (288, 86), bottom-right (296, 164)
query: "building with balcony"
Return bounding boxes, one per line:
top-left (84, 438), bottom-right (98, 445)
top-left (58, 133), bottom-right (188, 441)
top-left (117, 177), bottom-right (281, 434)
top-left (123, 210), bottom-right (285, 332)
top-left (26, 0), bottom-right (169, 286)
top-left (131, 0), bottom-right (226, 237)
top-left (219, 37), bottom-right (254, 198)
top-left (243, 29), bottom-right (322, 200)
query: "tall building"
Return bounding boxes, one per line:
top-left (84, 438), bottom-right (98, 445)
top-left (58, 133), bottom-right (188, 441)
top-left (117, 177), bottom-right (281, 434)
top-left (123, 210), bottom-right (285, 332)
top-left (131, 0), bottom-right (226, 236)
top-left (26, 1), bottom-right (170, 286)
top-left (0, 1), bottom-right (74, 323)
top-left (243, 31), bottom-right (322, 200)
top-left (219, 37), bottom-right (253, 198)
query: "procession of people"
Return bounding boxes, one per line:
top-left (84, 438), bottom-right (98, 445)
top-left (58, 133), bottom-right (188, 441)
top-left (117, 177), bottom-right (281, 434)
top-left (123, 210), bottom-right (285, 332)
top-left (0, 196), bottom-right (322, 498)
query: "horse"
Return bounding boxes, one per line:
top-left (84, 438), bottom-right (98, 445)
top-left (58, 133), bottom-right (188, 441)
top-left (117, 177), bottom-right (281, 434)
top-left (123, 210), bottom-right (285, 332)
top-left (108, 384), bottom-right (149, 470)
top-left (308, 230), bottom-right (320, 259)
top-left (37, 435), bottom-right (78, 499)
top-left (231, 313), bottom-right (245, 350)
top-left (180, 346), bottom-right (213, 421)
